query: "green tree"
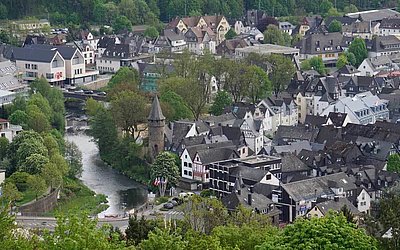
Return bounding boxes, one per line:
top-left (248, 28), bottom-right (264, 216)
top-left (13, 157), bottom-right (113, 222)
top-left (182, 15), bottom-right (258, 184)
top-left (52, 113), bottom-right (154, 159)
top-left (223, 61), bottom-right (250, 102)
top-left (7, 171), bottom-right (31, 192)
top-left (327, 7), bottom-right (341, 17)
top-left (348, 38), bottom-right (368, 67)
top-left (138, 228), bottom-right (187, 250)
top-left (65, 141), bottom-right (83, 178)
top-left (90, 108), bottom-right (119, 164)
top-left (340, 205), bottom-right (356, 224)
top-left (0, 3), bottom-right (7, 19)
top-left (263, 25), bottom-right (290, 46)
top-left (246, 65), bottom-right (272, 103)
top-left (8, 110), bottom-right (28, 128)
top-left (107, 67), bottom-right (139, 93)
top-left (85, 98), bottom-right (103, 117)
top-left (225, 29), bottom-right (237, 40)
top-left (42, 214), bottom-right (125, 249)
top-left (346, 52), bottom-right (357, 66)
top-left (150, 152), bottom-right (180, 188)
top-left (160, 90), bottom-right (193, 121)
top-left (328, 20), bottom-right (342, 32)
top-left (320, 0), bottom-right (333, 14)
top-left (26, 175), bottom-right (47, 200)
top-left (20, 153), bottom-right (49, 175)
top-left (313, 57), bottom-right (324, 71)
top-left (257, 213), bottom-right (377, 249)
top-left (210, 91), bottom-right (233, 116)
top-left (113, 15), bottom-right (132, 33)
top-left (0, 137), bottom-right (8, 161)
top-left (378, 187), bottom-right (400, 249)
top-left (343, 4), bottom-right (358, 14)
top-left (144, 26), bottom-right (159, 39)
top-left (125, 215), bottom-right (157, 246)
top-left (41, 162), bottom-right (62, 190)
top-left (267, 54), bottom-right (296, 95)
top-left (27, 93), bottom-right (52, 120)
top-left (7, 131), bottom-right (44, 174)
top-left (26, 106), bottom-right (51, 133)
top-left (182, 195), bottom-right (228, 234)
top-left (336, 54), bottom-right (349, 69)
top-left (110, 90), bottom-right (148, 140)
top-left (1, 182), bottom-right (22, 202)
top-left (387, 154), bottom-right (400, 172)
top-left (43, 134), bottom-right (60, 157)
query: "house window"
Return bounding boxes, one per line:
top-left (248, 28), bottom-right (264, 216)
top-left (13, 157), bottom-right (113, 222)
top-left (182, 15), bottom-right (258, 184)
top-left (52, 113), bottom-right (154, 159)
top-left (46, 73), bottom-right (54, 79)
top-left (1, 133), bottom-right (4, 137)
top-left (31, 64), bottom-right (38, 70)
top-left (189, 171), bottom-right (192, 176)
top-left (184, 162), bottom-right (187, 167)
top-left (189, 163), bottom-right (192, 168)
top-left (25, 64), bottom-right (30, 69)
top-left (184, 170), bottom-right (188, 175)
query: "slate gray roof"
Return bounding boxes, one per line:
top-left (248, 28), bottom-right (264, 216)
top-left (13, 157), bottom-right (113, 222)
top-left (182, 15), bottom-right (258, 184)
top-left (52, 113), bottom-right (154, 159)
top-left (280, 153), bottom-right (311, 173)
top-left (26, 44), bottom-right (77, 59)
top-left (103, 44), bottom-right (131, 58)
top-left (275, 125), bottom-right (316, 143)
top-left (282, 172), bottom-right (357, 201)
top-left (336, 65), bottom-right (360, 75)
top-left (315, 197), bottom-right (360, 216)
top-left (296, 32), bottom-right (344, 55)
top-left (148, 95), bottom-right (165, 120)
top-left (304, 115), bottom-right (327, 127)
top-left (327, 112), bottom-right (347, 127)
top-left (371, 35), bottom-right (400, 53)
top-left (221, 186), bottom-right (278, 215)
top-left (6, 46), bottom-right (58, 63)
top-left (381, 17), bottom-right (400, 29)
top-left (324, 16), bottom-right (358, 26)
top-left (346, 9), bottom-right (399, 22)
top-left (273, 141), bottom-right (313, 155)
top-left (197, 147), bottom-right (239, 164)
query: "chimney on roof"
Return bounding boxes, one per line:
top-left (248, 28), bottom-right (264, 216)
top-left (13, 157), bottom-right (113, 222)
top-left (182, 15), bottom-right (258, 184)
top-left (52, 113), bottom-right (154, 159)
top-left (249, 185), bottom-right (254, 193)
top-left (237, 189), bottom-right (241, 195)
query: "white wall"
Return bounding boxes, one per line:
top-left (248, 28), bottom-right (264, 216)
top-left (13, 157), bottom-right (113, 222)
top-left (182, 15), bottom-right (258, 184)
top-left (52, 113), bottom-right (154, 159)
top-left (357, 189), bottom-right (371, 213)
top-left (96, 58), bottom-right (121, 73)
top-left (180, 149), bottom-right (193, 179)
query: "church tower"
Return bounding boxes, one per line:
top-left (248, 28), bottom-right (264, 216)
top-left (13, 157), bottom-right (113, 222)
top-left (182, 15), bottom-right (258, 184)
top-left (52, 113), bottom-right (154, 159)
top-left (148, 95), bottom-right (165, 161)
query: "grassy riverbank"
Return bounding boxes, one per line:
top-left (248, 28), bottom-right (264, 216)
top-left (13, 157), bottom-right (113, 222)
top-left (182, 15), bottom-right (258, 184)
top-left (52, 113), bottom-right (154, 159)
top-left (47, 178), bottom-right (108, 216)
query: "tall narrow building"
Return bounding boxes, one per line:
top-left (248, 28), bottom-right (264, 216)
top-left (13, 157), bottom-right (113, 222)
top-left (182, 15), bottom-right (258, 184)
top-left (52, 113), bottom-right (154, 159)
top-left (148, 95), bottom-right (165, 161)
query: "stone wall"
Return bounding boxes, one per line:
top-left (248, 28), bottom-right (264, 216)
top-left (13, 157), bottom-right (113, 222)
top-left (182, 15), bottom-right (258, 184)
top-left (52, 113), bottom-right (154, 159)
top-left (18, 188), bottom-right (59, 216)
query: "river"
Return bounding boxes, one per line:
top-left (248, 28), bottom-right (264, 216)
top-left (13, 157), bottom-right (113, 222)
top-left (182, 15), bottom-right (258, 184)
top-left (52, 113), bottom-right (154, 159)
top-left (65, 132), bottom-right (148, 218)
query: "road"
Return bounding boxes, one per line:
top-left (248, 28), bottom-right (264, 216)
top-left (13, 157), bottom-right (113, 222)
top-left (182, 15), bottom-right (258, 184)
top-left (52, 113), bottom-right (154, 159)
top-left (16, 216), bottom-right (130, 231)
top-left (15, 210), bottom-right (184, 231)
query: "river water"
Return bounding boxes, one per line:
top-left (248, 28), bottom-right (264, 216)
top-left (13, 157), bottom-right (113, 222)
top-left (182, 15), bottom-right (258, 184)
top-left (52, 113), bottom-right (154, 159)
top-left (65, 132), bottom-right (148, 218)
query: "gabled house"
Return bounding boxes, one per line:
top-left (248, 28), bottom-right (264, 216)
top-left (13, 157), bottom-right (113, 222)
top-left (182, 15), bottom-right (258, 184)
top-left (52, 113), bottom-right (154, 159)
top-left (167, 15), bottom-right (230, 45)
top-left (96, 44), bottom-right (133, 73)
top-left (342, 21), bottom-right (379, 39)
top-left (216, 38), bottom-right (250, 58)
top-left (155, 28), bottom-right (187, 53)
top-left (306, 197), bottom-right (361, 219)
top-left (0, 118), bottom-right (22, 142)
top-left (358, 55), bottom-right (398, 76)
top-left (184, 26), bottom-right (216, 54)
top-left (380, 17), bottom-right (400, 36)
top-left (280, 172), bottom-right (357, 222)
top-left (321, 91), bottom-right (389, 125)
top-left (341, 76), bottom-right (380, 96)
top-left (222, 184), bottom-right (281, 225)
top-left (259, 95), bottom-right (298, 133)
top-left (7, 46), bottom-right (66, 85)
top-left (369, 35), bottom-right (400, 57)
top-left (295, 32), bottom-right (347, 65)
top-left (97, 36), bottom-right (121, 57)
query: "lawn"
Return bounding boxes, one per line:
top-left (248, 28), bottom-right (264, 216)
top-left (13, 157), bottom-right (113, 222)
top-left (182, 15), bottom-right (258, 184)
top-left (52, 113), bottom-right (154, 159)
top-left (16, 190), bottom-right (39, 206)
top-left (46, 178), bottom-right (109, 216)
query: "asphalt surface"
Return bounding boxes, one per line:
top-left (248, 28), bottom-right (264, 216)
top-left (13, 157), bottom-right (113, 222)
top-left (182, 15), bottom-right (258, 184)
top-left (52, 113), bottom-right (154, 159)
top-left (16, 209), bottom-right (184, 231)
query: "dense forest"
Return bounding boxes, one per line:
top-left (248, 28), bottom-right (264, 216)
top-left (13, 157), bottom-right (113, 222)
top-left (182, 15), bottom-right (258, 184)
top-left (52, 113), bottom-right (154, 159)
top-left (0, 0), bottom-right (398, 26)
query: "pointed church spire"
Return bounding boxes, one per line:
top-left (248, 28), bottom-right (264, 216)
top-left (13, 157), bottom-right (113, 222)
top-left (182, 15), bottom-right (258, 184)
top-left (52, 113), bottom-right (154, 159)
top-left (148, 95), bottom-right (165, 121)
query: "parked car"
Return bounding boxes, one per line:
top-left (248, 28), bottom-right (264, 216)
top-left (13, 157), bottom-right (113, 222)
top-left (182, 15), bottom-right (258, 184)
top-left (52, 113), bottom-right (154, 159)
top-left (84, 90), bottom-right (93, 94)
top-left (163, 203), bottom-right (174, 209)
top-left (74, 89), bottom-right (84, 93)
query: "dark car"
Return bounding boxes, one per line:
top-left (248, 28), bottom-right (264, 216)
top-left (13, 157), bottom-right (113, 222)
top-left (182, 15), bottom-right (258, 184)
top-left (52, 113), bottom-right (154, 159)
top-left (163, 202), bottom-right (174, 209)
top-left (172, 197), bottom-right (183, 205)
